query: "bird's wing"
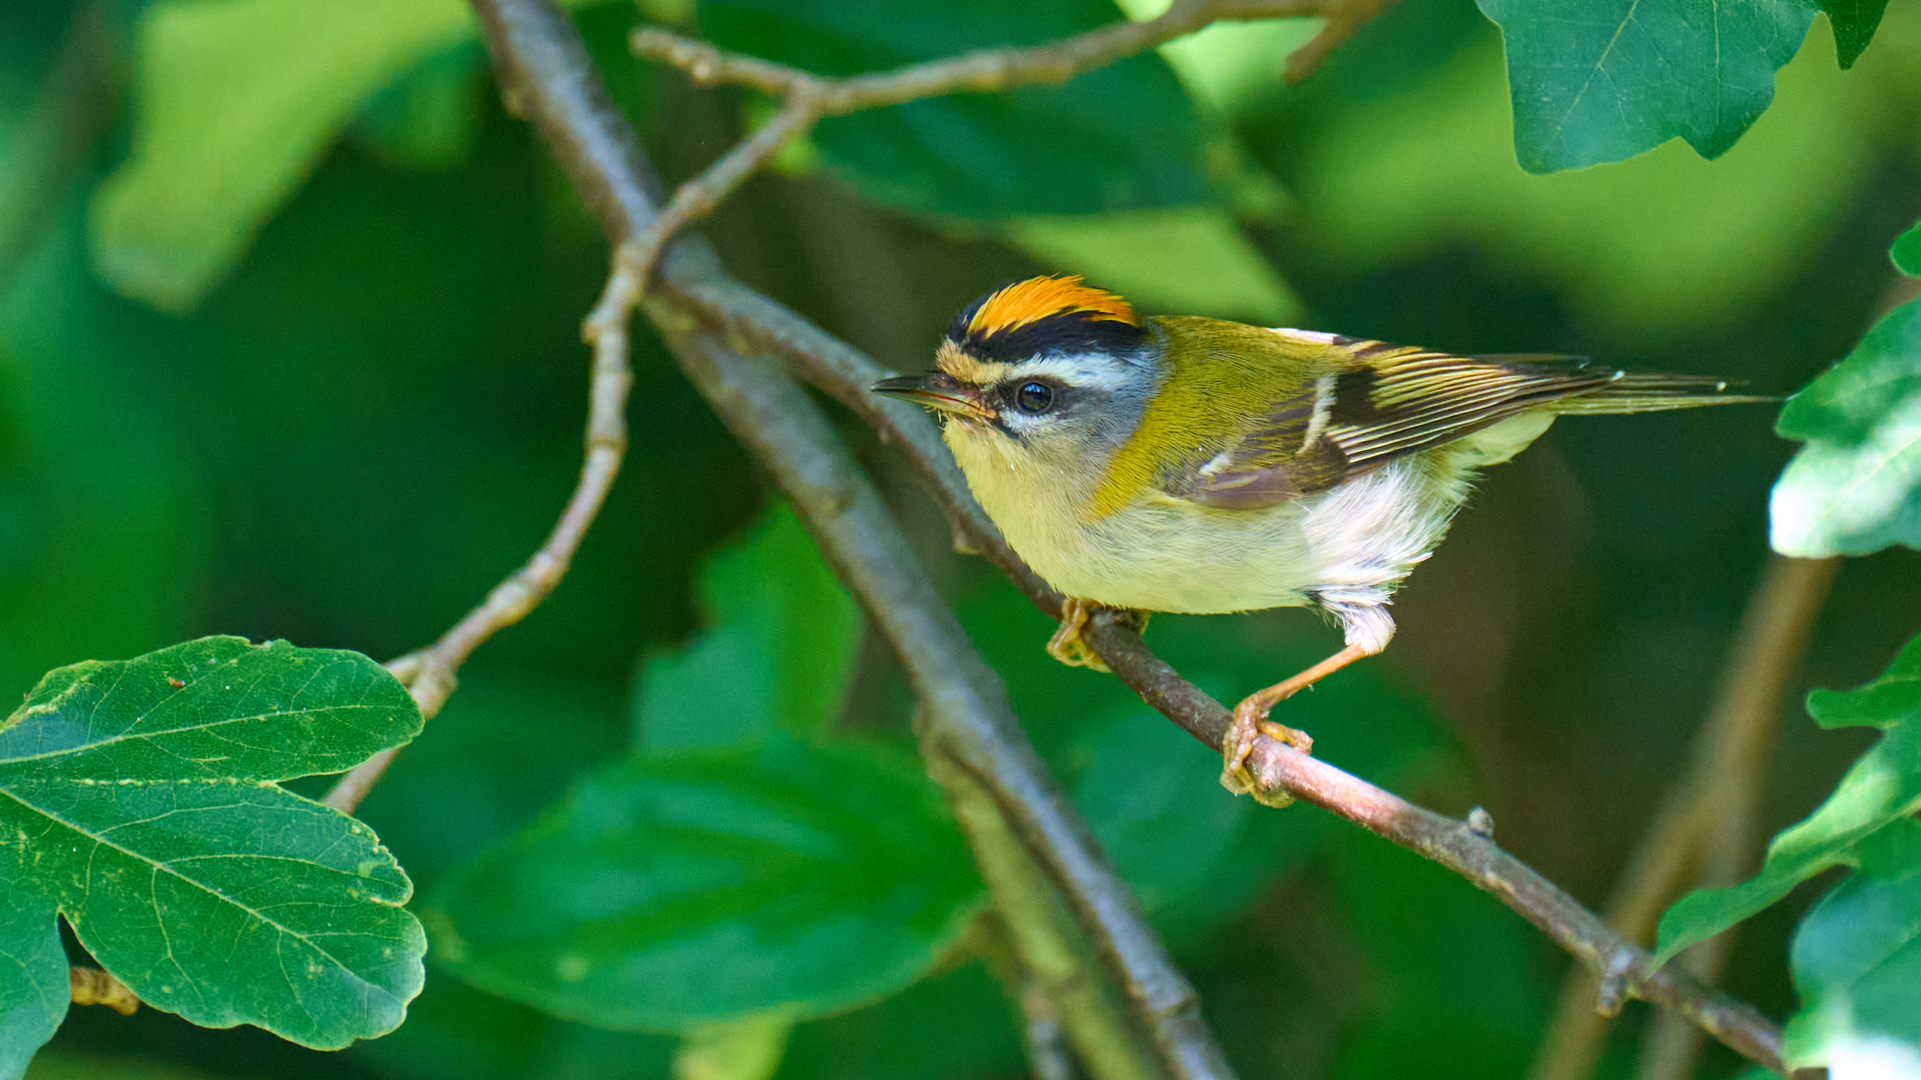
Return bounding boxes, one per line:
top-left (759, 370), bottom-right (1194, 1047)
top-left (1159, 341), bottom-right (1621, 510)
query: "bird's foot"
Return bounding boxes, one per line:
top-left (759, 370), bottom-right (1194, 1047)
top-left (1045, 597), bottom-right (1111, 673)
top-left (1219, 691), bottom-right (1313, 808)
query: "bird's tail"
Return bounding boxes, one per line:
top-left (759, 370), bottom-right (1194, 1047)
top-left (1475, 356), bottom-right (1776, 415)
top-left (1548, 372), bottom-right (1776, 415)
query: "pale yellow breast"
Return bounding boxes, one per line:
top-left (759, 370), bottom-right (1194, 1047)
top-left (947, 421), bottom-right (1504, 616)
top-left (947, 421), bottom-right (1320, 613)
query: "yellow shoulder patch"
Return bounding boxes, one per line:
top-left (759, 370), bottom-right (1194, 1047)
top-left (968, 276), bottom-right (1136, 337)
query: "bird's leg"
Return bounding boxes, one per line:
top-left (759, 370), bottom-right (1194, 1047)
top-left (1219, 643), bottom-right (1373, 806)
top-left (1045, 597), bottom-right (1112, 673)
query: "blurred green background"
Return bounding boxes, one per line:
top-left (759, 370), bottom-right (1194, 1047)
top-left (3, 0), bottom-right (1918, 1077)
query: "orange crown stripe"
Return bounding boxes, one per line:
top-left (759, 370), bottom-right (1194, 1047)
top-left (967, 275), bottom-right (1136, 337)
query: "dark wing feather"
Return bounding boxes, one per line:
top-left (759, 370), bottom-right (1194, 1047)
top-left (1163, 345), bottom-right (1748, 511)
top-left (1326, 351), bottom-right (1614, 472)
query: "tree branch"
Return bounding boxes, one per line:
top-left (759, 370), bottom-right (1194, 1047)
top-left (617, 0), bottom-right (1384, 289)
top-left (467, 2), bottom-right (1232, 1077)
top-left (655, 221), bottom-right (1797, 1080)
top-left (468, 0), bottom-right (1792, 1074)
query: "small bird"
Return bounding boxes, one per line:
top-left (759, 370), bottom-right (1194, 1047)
top-left (873, 276), bottom-right (1764, 803)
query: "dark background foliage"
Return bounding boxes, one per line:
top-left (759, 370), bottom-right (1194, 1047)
top-left (3, 0), bottom-right (1919, 1077)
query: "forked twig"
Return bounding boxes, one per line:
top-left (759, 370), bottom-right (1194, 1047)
top-left (618, 0), bottom-right (1386, 290)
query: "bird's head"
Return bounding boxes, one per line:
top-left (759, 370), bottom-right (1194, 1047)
top-left (872, 276), bottom-right (1161, 471)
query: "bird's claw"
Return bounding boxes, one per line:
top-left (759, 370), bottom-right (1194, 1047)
top-left (1218, 695), bottom-right (1313, 807)
top-left (1045, 598), bottom-right (1111, 673)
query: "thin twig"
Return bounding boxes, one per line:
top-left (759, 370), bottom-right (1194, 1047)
top-left (468, 2), bottom-right (1232, 1077)
top-left (320, 132), bottom-right (637, 817)
top-left (970, 911), bottom-right (1087, 1080)
top-left (619, 0), bottom-right (1380, 288)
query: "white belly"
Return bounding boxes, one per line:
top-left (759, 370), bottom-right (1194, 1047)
top-left (947, 423), bottom-right (1477, 616)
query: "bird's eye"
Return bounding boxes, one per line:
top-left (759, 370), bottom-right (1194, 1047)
top-left (1014, 382), bottom-right (1055, 414)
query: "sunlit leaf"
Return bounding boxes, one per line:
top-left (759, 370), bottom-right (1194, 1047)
top-left (699, 0), bottom-right (1209, 217)
top-left (1007, 208), bottom-right (1302, 325)
top-left (0, 638), bottom-right (425, 1073)
top-left (635, 504), bottom-right (860, 748)
top-left (426, 739), bottom-right (981, 1031)
top-left (1893, 220), bottom-right (1921, 277)
top-left (1783, 819), bottom-right (1921, 1074)
top-left (1476, 0), bottom-right (1814, 173)
top-left (672, 1012), bottom-right (794, 1080)
top-left (1290, 25), bottom-right (1889, 340)
top-left (90, 0), bottom-right (609, 312)
top-left (1770, 294), bottom-right (1921, 557)
top-left (1656, 634), bottom-right (1921, 962)
top-left (91, 0), bottom-right (479, 311)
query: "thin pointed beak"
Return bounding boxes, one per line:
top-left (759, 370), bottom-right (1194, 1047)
top-left (871, 373), bottom-right (992, 420)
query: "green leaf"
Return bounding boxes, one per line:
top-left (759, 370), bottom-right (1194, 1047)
top-left (1006, 208), bottom-right (1303, 325)
top-left (1893, 220), bottom-right (1921, 278)
top-left (1655, 635), bottom-right (1921, 962)
top-left (426, 738), bottom-right (982, 1031)
top-left (699, 0), bottom-right (1210, 218)
top-left (634, 504), bottom-right (860, 748)
top-left (91, 0), bottom-right (483, 311)
top-left (0, 637), bottom-right (425, 1068)
top-left (1113, 0), bottom-right (1321, 115)
top-left (672, 1012), bottom-right (795, 1080)
top-left (1783, 818), bottom-right (1921, 1073)
top-left (1289, 22), bottom-right (1892, 339)
top-left (89, 0), bottom-right (617, 311)
top-left (1818, 0), bottom-right (1891, 68)
top-left (1476, 0), bottom-right (1815, 173)
top-left (0, 904), bottom-right (64, 1080)
top-left (1770, 295), bottom-right (1921, 557)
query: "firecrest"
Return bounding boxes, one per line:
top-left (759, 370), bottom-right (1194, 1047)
top-left (873, 276), bottom-right (1763, 804)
